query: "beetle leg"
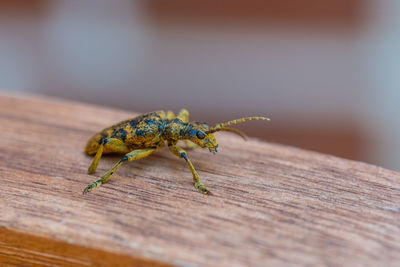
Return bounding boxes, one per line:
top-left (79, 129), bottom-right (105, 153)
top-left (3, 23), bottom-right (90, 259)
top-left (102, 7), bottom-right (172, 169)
top-left (184, 140), bottom-right (201, 150)
top-left (166, 110), bottom-right (175, 120)
top-left (88, 142), bottom-right (104, 174)
top-left (164, 108), bottom-right (188, 122)
top-left (168, 142), bottom-right (210, 194)
top-left (83, 148), bottom-right (156, 194)
top-left (177, 108), bottom-right (189, 123)
top-left (88, 138), bottom-right (129, 174)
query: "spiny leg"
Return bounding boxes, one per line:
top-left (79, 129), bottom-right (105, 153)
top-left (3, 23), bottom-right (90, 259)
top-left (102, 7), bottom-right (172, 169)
top-left (83, 148), bottom-right (156, 194)
top-left (168, 141), bottom-right (210, 194)
top-left (88, 138), bottom-right (129, 174)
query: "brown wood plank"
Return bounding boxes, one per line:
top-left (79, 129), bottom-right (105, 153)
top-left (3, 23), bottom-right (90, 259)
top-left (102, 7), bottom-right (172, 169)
top-left (0, 93), bottom-right (400, 266)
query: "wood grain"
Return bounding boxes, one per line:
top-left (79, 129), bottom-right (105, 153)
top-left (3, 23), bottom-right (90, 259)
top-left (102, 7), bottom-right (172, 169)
top-left (0, 93), bottom-right (400, 266)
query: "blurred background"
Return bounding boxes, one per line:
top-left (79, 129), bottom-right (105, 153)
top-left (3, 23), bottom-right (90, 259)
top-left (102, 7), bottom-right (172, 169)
top-left (0, 0), bottom-right (399, 171)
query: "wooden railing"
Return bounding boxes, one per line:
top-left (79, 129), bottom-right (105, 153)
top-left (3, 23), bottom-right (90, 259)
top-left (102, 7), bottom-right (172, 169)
top-left (1, 94), bottom-right (399, 266)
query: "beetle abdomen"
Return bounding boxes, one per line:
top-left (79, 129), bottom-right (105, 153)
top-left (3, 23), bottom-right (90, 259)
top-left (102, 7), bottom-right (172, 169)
top-left (85, 111), bottom-right (165, 155)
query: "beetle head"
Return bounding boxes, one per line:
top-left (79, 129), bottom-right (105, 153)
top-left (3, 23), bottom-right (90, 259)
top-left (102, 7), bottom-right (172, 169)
top-left (186, 122), bottom-right (219, 154)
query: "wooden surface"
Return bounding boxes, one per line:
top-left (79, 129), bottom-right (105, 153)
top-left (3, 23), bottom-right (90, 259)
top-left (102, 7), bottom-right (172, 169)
top-left (1, 94), bottom-right (400, 266)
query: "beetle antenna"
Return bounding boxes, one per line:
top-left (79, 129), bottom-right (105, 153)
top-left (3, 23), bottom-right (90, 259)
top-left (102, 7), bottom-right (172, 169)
top-left (209, 116), bottom-right (270, 135)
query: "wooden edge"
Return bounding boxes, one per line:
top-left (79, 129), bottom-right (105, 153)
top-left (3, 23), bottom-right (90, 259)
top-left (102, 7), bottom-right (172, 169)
top-left (0, 227), bottom-right (175, 267)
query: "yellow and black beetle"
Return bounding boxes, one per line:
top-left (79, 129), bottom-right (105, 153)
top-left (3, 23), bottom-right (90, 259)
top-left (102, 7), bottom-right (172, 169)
top-left (83, 109), bottom-right (269, 194)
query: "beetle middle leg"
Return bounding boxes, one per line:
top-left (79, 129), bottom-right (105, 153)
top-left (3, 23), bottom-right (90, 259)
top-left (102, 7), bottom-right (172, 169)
top-left (166, 110), bottom-right (175, 120)
top-left (168, 141), bottom-right (210, 194)
top-left (83, 148), bottom-right (156, 194)
top-left (177, 108), bottom-right (189, 122)
top-left (88, 138), bottom-right (129, 174)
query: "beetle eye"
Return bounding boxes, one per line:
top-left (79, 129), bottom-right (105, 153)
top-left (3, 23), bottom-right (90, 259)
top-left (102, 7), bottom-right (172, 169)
top-left (196, 131), bottom-right (205, 139)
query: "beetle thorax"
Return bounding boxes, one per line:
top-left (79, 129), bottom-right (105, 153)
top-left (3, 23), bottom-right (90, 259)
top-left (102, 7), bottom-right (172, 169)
top-left (163, 118), bottom-right (188, 141)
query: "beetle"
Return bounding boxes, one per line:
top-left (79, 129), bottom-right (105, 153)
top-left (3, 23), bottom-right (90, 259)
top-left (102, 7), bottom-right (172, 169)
top-left (83, 109), bottom-right (269, 194)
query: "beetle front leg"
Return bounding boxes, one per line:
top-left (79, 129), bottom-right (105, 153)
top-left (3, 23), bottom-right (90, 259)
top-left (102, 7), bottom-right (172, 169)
top-left (184, 140), bottom-right (200, 150)
top-left (83, 148), bottom-right (156, 194)
top-left (168, 143), bottom-right (210, 194)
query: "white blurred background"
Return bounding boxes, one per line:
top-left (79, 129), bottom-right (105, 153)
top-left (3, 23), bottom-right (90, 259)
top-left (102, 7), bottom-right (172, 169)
top-left (0, 0), bottom-right (399, 171)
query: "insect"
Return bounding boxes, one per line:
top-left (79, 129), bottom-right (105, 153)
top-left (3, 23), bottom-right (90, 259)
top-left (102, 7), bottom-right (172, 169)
top-left (83, 109), bottom-right (270, 194)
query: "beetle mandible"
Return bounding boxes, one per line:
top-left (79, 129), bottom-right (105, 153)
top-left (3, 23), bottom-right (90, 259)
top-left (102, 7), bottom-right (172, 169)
top-left (83, 109), bottom-right (270, 194)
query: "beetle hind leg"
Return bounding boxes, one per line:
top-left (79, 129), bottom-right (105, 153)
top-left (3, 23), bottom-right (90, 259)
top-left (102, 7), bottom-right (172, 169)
top-left (88, 138), bottom-right (129, 174)
top-left (83, 148), bottom-right (156, 194)
top-left (88, 143), bottom-right (104, 174)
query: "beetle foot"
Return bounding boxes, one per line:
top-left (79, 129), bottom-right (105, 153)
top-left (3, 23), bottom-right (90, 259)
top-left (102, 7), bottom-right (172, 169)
top-left (82, 179), bottom-right (102, 194)
top-left (195, 181), bottom-right (211, 195)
